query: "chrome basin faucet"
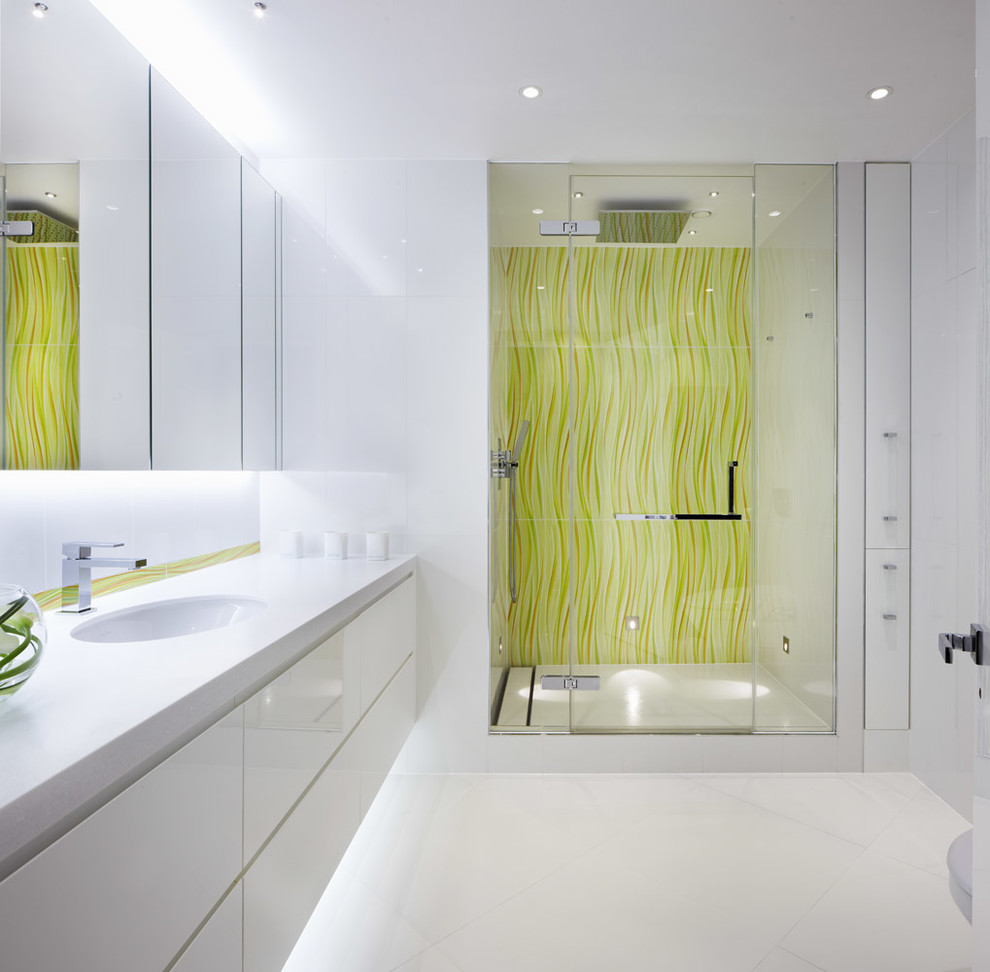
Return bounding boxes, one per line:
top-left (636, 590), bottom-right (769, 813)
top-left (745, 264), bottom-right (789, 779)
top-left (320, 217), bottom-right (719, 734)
top-left (60, 541), bottom-right (148, 613)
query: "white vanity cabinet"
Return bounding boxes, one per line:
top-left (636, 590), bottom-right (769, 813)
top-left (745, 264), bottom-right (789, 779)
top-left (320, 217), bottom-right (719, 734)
top-left (0, 571), bottom-right (416, 972)
top-left (0, 710), bottom-right (244, 972)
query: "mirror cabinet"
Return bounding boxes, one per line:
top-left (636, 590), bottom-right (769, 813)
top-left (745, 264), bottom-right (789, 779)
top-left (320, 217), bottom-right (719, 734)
top-left (1, 2), bottom-right (282, 471)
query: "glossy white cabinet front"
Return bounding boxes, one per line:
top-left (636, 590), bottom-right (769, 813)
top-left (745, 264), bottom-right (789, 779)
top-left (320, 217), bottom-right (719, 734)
top-left (0, 711), bottom-right (243, 971)
top-left (242, 626), bottom-right (355, 860)
top-left (243, 579), bottom-right (415, 971)
top-left (173, 885), bottom-right (244, 972)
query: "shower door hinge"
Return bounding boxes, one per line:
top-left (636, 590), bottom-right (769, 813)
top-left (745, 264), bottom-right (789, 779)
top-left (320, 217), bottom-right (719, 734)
top-left (939, 624), bottom-right (989, 665)
top-left (540, 674), bottom-right (602, 691)
top-left (539, 219), bottom-right (601, 237)
top-left (0, 220), bottom-right (34, 237)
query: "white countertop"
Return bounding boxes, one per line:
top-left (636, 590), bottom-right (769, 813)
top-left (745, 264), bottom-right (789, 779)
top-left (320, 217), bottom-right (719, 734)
top-left (0, 552), bottom-right (416, 881)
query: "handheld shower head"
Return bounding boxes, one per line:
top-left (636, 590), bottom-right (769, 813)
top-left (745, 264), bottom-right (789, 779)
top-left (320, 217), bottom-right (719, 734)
top-left (510, 420), bottom-right (530, 464)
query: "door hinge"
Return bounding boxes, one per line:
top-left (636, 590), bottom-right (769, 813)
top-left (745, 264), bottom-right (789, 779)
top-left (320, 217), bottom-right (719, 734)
top-left (0, 220), bottom-right (34, 237)
top-left (540, 674), bottom-right (602, 691)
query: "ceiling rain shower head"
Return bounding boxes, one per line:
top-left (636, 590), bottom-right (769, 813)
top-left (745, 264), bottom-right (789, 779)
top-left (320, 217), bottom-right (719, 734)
top-left (596, 210), bottom-right (691, 244)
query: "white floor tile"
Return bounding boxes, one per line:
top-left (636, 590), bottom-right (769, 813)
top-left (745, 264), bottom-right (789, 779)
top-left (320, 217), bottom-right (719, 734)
top-left (869, 787), bottom-right (970, 877)
top-left (751, 948), bottom-right (825, 971)
top-left (585, 785), bottom-right (863, 941)
top-left (781, 849), bottom-right (971, 972)
top-left (436, 851), bottom-right (774, 972)
top-left (281, 871), bottom-right (430, 972)
top-left (285, 772), bottom-right (971, 972)
top-left (393, 947), bottom-right (465, 971)
top-left (697, 774), bottom-right (910, 846)
top-left (349, 774), bottom-right (658, 943)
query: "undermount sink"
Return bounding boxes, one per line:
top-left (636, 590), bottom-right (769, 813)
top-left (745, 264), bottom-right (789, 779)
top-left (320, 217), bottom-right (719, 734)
top-left (70, 595), bottom-right (267, 644)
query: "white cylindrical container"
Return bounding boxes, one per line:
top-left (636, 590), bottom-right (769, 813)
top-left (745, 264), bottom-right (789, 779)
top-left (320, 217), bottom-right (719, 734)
top-left (279, 530), bottom-right (303, 559)
top-left (366, 532), bottom-right (389, 561)
top-left (324, 531), bottom-right (347, 560)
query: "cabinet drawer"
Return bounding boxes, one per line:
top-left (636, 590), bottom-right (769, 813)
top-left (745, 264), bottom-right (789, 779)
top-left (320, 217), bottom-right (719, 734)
top-left (0, 712), bottom-right (243, 972)
top-left (243, 627), bottom-right (356, 861)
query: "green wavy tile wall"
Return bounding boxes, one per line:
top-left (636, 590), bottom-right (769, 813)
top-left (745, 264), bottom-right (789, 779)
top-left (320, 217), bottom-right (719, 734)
top-left (491, 245), bottom-right (752, 667)
top-left (4, 244), bottom-right (79, 469)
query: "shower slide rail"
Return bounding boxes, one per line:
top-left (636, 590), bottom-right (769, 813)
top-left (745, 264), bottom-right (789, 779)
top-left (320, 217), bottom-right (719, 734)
top-left (615, 461), bottom-right (742, 521)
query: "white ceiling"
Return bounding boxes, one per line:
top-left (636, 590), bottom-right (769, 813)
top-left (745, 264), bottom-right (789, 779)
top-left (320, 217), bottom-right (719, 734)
top-left (86, 0), bottom-right (974, 165)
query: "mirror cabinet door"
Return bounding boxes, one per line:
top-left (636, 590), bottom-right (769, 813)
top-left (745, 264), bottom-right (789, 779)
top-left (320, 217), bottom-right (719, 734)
top-left (1, 1), bottom-right (151, 469)
top-left (150, 69), bottom-right (243, 470)
top-left (241, 161), bottom-right (279, 471)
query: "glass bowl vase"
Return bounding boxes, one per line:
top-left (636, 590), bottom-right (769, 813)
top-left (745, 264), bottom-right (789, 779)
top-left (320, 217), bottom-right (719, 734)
top-left (0, 584), bottom-right (46, 703)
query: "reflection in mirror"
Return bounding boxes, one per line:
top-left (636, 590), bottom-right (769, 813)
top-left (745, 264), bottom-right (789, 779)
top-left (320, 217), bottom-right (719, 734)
top-left (3, 164), bottom-right (79, 468)
top-left (1, 0), bottom-right (151, 470)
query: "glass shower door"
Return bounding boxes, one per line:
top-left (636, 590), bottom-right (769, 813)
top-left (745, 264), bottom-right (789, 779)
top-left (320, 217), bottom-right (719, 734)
top-left (565, 173), bottom-right (757, 731)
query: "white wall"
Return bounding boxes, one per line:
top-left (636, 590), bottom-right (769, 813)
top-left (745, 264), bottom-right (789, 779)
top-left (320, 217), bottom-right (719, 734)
top-left (909, 109), bottom-right (979, 816)
top-left (0, 471), bottom-right (260, 597)
top-left (258, 161), bottom-right (489, 773)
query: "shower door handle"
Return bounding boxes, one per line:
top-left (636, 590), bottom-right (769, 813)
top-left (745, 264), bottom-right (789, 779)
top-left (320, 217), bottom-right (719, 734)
top-left (615, 513), bottom-right (742, 521)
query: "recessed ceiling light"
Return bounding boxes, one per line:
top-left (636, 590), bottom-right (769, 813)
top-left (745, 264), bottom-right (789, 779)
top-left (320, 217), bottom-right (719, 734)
top-left (253, 2), bottom-right (267, 17)
top-left (572, 191), bottom-right (583, 199)
top-left (32, 2), bottom-right (47, 17)
top-left (688, 229), bottom-right (697, 236)
top-left (868, 86), bottom-right (892, 100)
top-left (692, 210), bottom-right (712, 219)
top-left (709, 191), bottom-right (719, 198)
top-left (768, 210), bottom-right (781, 217)
top-left (519, 85), bottom-right (542, 99)
top-left (532, 208), bottom-right (544, 215)
top-left (44, 191), bottom-right (57, 199)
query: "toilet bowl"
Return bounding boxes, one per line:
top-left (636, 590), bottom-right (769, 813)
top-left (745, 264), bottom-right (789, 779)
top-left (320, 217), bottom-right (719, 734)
top-left (947, 828), bottom-right (973, 924)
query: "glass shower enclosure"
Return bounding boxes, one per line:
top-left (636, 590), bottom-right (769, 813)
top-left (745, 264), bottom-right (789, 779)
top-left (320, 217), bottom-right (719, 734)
top-left (489, 163), bottom-right (836, 734)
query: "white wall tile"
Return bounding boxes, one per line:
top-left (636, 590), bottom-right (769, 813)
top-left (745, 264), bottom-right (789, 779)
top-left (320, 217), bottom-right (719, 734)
top-left (864, 729), bottom-right (910, 771)
top-left (405, 161), bottom-right (488, 298)
top-left (910, 111), bottom-right (979, 813)
top-left (259, 471), bottom-right (326, 556)
top-left (39, 473), bottom-right (137, 589)
top-left (0, 474), bottom-right (48, 594)
top-left (911, 280), bottom-right (957, 546)
top-left (702, 734), bottom-right (783, 773)
top-left (947, 109), bottom-right (977, 277)
top-left (406, 296), bottom-right (488, 537)
top-left (325, 160), bottom-right (406, 298)
top-left (133, 471), bottom-right (259, 565)
top-left (911, 135), bottom-right (949, 294)
top-left (326, 297), bottom-right (406, 474)
top-left (259, 158), bottom-right (327, 237)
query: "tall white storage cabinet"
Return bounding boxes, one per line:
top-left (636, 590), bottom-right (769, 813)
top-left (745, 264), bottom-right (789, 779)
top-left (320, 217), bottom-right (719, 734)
top-left (0, 574), bottom-right (416, 971)
top-left (864, 163), bottom-right (912, 762)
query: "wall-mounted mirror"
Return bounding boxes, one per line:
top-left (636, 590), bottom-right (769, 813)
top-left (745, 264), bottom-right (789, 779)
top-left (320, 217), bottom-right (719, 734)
top-left (1, 0), bottom-right (151, 470)
top-left (3, 5), bottom-right (282, 471)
